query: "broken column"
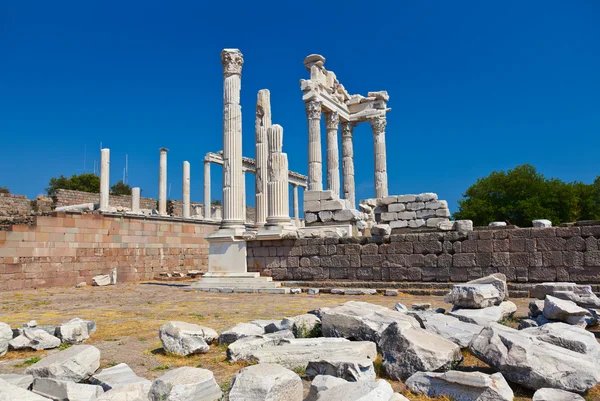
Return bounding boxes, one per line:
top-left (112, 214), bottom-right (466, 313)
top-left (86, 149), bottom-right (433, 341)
top-left (182, 161), bottom-right (190, 219)
top-left (341, 122), bottom-right (356, 208)
top-left (203, 159), bottom-right (211, 219)
top-left (220, 48), bottom-right (245, 228)
top-left (371, 116), bottom-right (388, 198)
top-left (306, 100), bottom-right (323, 191)
top-left (99, 148), bottom-right (110, 211)
top-left (325, 112), bottom-right (340, 197)
top-left (158, 147), bottom-right (168, 216)
top-left (131, 187), bottom-right (141, 213)
top-left (255, 89), bottom-right (271, 227)
top-left (266, 124), bottom-right (291, 226)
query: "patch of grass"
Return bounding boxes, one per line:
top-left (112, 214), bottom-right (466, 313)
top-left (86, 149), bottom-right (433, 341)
top-left (101, 361), bottom-right (119, 368)
top-left (58, 343), bottom-right (71, 351)
top-left (586, 384), bottom-right (600, 401)
top-left (219, 381), bottom-right (231, 394)
top-left (150, 364), bottom-right (170, 371)
top-left (373, 354), bottom-right (384, 377)
top-left (295, 322), bottom-right (322, 339)
top-left (189, 313), bottom-right (205, 320)
top-left (498, 315), bottom-right (520, 329)
top-left (138, 337), bottom-right (147, 342)
top-left (292, 366), bottom-right (306, 375)
top-left (15, 356), bottom-right (41, 367)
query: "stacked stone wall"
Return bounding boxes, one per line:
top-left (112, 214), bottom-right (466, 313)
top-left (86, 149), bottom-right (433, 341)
top-left (247, 225), bottom-right (600, 284)
top-left (53, 189), bottom-right (157, 210)
top-left (0, 212), bottom-right (218, 291)
top-left (0, 193), bottom-right (31, 218)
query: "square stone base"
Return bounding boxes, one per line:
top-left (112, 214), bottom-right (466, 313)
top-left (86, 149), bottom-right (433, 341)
top-left (207, 238), bottom-right (247, 275)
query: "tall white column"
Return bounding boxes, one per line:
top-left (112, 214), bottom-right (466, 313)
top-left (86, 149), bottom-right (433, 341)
top-left (203, 159), bottom-right (211, 219)
top-left (158, 147), bottom-right (168, 215)
top-left (325, 112), bottom-right (340, 197)
top-left (266, 124), bottom-right (291, 226)
top-left (371, 116), bottom-right (389, 198)
top-left (99, 148), bottom-right (110, 211)
top-left (131, 187), bottom-right (140, 213)
top-left (255, 89), bottom-right (271, 227)
top-left (292, 183), bottom-right (299, 226)
top-left (306, 100), bottom-right (323, 191)
top-left (182, 161), bottom-right (190, 219)
top-left (341, 122), bottom-right (356, 208)
top-left (242, 169), bottom-right (246, 224)
top-left (220, 49), bottom-right (245, 228)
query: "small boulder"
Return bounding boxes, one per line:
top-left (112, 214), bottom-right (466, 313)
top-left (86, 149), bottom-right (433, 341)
top-left (227, 331), bottom-right (294, 362)
top-left (406, 371), bottom-right (513, 401)
top-left (522, 322), bottom-right (600, 357)
top-left (55, 319), bottom-right (89, 344)
top-left (159, 321), bottom-right (217, 356)
top-left (305, 375), bottom-right (348, 401)
top-left (306, 357), bottom-right (375, 382)
top-left (9, 329), bottom-right (61, 351)
top-left (532, 219), bottom-right (552, 228)
top-left (543, 295), bottom-right (597, 328)
top-left (532, 388), bottom-right (585, 401)
top-left (468, 273), bottom-right (508, 301)
top-left (314, 379), bottom-right (394, 401)
top-left (445, 283), bottom-right (502, 308)
top-left (25, 345), bottom-right (101, 382)
top-left (219, 322), bottom-right (264, 345)
top-left (531, 282), bottom-right (600, 309)
top-left (32, 378), bottom-right (104, 401)
top-left (149, 367), bottom-right (222, 401)
top-left (228, 363), bottom-right (302, 401)
top-left (0, 323), bottom-right (12, 356)
top-left (447, 301), bottom-right (517, 326)
top-left (92, 274), bottom-right (111, 286)
top-left (91, 363), bottom-right (151, 391)
top-left (0, 378), bottom-right (50, 401)
top-left (0, 373), bottom-right (34, 389)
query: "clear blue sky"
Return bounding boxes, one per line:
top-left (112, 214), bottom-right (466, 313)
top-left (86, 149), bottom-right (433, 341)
top-left (1, 1), bottom-right (599, 213)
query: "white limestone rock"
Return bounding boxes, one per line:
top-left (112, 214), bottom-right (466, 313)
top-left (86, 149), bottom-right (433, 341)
top-left (315, 378), bottom-right (394, 401)
top-left (305, 375), bottom-right (348, 401)
top-left (0, 378), bottom-right (51, 401)
top-left (388, 203), bottom-right (406, 212)
top-left (543, 295), bottom-right (597, 328)
top-left (488, 222), bottom-right (507, 227)
top-left (308, 288), bottom-right (320, 295)
top-left (415, 313), bottom-right (483, 348)
top-left (447, 301), bottom-right (517, 326)
top-left (25, 345), bottom-right (101, 382)
top-left (0, 373), bottom-right (34, 389)
top-left (92, 274), bottom-right (111, 286)
top-left (32, 378), bottom-right (104, 401)
top-left (159, 321), bottom-right (217, 356)
top-left (397, 211), bottom-right (416, 220)
top-left (426, 218), bottom-right (449, 228)
top-left (9, 329), bottom-right (61, 351)
top-left (531, 282), bottom-right (600, 309)
top-left (344, 289), bottom-right (377, 295)
top-left (321, 301), bottom-right (419, 343)
top-left (532, 219), bottom-right (552, 228)
top-left (455, 220), bottom-right (474, 231)
top-left (522, 322), bottom-right (600, 357)
top-left (417, 210), bottom-right (436, 219)
top-left (55, 319), bottom-right (89, 344)
top-left (305, 213), bottom-right (319, 224)
top-left (437, 220), bottom-right (455, 231)
top-left (470, 323), bottom-right (600, 392)
top-left (371, 224), bottom-right (391, 236)
top-left (468, 273), bottom-right (508, 301)
top-left (148, 367), bottom-right (221, 401)
top-left (397, 195), bottom-right (417, 203)
top-left (393, 302), bottom-right (408, 312)
top-left (333, 209), bottom-right (361, 222)
top-left (227, 330), bottom-right (294, 362)
top-left (96, 382), bottom-right (151, 401)
top-left (532, 388), bottom-right (585, 401)
top-left (68, 318), bottom-right (96, 334)
top-left (218, 322), bottom-right (263, 345)
top-left (289, 313), bottom-right (321, 337)
top-left (319, 210), bottom-right (334, 222)
top-left (445, 283), bottom-right (502, 308)
top-left (0, 323), bottom-right (11, 356)
top-left (306, 357), bottom-right (375, 382)
top-left (91, 363), bottom-right (151, 391)
top-left (228, 363), bottom-right (302, 401)
top-left (385, 289), bottom-right (399, 296)
top-left (529, 299), bottom-right (545, 317)
top-left (416, 193), bottom-right (438, 202)
top-left (406, 371), bottom-right (514, 401)
top-left (408, 219), bottom-right (426, 228)
top-left (249, 319), bottom-right (281, 331)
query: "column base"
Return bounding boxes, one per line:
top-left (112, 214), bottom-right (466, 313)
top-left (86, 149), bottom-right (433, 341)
top-left (257, 224), bottom-right (297, 240)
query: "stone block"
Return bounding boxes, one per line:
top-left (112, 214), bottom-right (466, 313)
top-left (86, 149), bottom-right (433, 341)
top-left (416, 210), bottom-right (437, 219)
top-left (414, 241), bottom-right (442, 255)
top-left (455, 220), bottom-right (474, 232)
top-left (478, 240), bottom-right (493, 253)
top-left (532, 219), bottom-right (552, 228)
top-left (381, 212), bottom-right (397, 221)
top-left (390, 220), bottom-right (408, 229)
top-left (397, 211), bottom-right (416, 220)
top-left (381, 196), bottom-right (398, 205)
top-left (425, 200), bottom-right (448, 210)
top-left (453, 253), bottom-right (476, 268)
top-left (537, 238), bottom-right (566, 252)
top-left (304, 191), bottom-right (323, 201)
top-left (397, 195), bottom-right (417, 202)
top-left (566, 237), bottom-right (586, 251)
top-left (426, 218), bottom-right (448, 228)
top-left (407, 254), bottom-right (425, 267)
top-left (416, 193), bottom-right (438, 202)
top-left (333, 209), bottom-right (360, 222)
top-left (509, 238), bottom-right (526, 252)
top-left (435, 209), bottom-right (451, 218)
top-left (320, 190), bottom-right (335, 200)
top-left (320, 200), bottom-right (346, 211)
top-left (491, 253), bottom-right (510, 267)
top-left (319, 211), bottom-right (334, 222)
top-left (407, 202), bottom-right (425, 211)
top-left (388, 203), bottom-right (406, 212)
top-left (584, 251), bottom-right (600, 267)
top-left (409, 219), bottom-right (426, 228)
top-left (493, 240), bottom-right (510, 252)
top-left (305, 201), bottom-right (321, 212)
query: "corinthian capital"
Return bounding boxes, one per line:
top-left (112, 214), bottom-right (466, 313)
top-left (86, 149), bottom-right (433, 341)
top-left (221, 49), bottom-right (244, 75)
top-left (325, 112), bottom-right (340, 130)
top-left (305, 100), bottom-right (322, 120)
top-left (370, 116), bottom-right (386, 134)
top-left (341, 122), bottom-right (355, 138)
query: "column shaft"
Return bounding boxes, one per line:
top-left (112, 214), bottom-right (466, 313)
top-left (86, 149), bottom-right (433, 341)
top-left (371, 117), bottom-right (389, 198)
top-left (203, 160), bottom-right (211, 219)
top-left (306, 100), bottom-right (322, 191)
top-left (255, 89), bottom-right (271, 227)
top-left (341, 122), bottom-right (356, 208)
top-left (266, 124), bottom-right (291, 225)
top-left (182, 161), bottom-right (190, 218)
top-left (325, 112), bottom-right (340, 197)
top-left (158, 148), bottom-right (168, 215)
top-left (131, 187), bottom-right (140, 213)
top-left (99, 148), bottom-right (110, 210)
top-left (292, 184), bottom-right (299, 226)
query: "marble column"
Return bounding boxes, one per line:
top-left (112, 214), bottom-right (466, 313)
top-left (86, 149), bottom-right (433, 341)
top-left (292, 183), bottom-right (299, 226)
top-left (371, 116), bottom-right (388, 198)
top-left (255, 89), bottom-right (271, 227)
top-left (182, 161), bottom-right (190, 219)
top-left (131, 187), bottom-right (140, 213)
top-left (325, 112), bottom-right (340, 197)
top-left (242, 169), bottom-right (246, 224)
top-left (158, 148), bottom-right (168, 215)
top-left (203, 159), bottom-right (211, 219)
top-left (220, 48), bottom-right (245, 228)
top-left (266, 124), bottom-right (291, 226)
top-left (341, 122), bottom-right (356, 208)
top-left (306, 100), bottom-right (323, 191)
top-left (99, 148), bottom-right (110, 211)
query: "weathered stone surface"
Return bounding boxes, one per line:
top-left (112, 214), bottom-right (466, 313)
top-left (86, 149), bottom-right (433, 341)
top-left (380, 322), bottom-right (462, 381)
top-left (529, 300), bottom-right (545, 317)
top-left (415, 313), bottom-right (483, 348)
top-left (9, 329), bottom-right (61, 351)
top-left (518, 319), bottom-right (539, 329)
top-left (489, 222), bottom-right (507, 227)
top-left (345, 289), bottom-right (377, 295)
top-left (95, 382), bottom-right (151, 401)
top-left (393, 303), bottom-right (408, 312)
top-left (447, 301), bottom-right (517, 326)
top-left (0, 378), bottom-right (51, 401)
top-left (406, 371), bottom-right (513, 401)
top-left (159, 321), bottom-right (217, 356)
top-left (306, 357), bottom-right (375, 382)
top-left (531, 282), bottom-right (600, 309)
top-left (308, 288), bottom-right (320, 295)
top-left (55, 319), bottom-right (89, 344)
top-left (321, 301), bottom-right (419, 343)
top-left (245, 338), bottom-right (377, 369)
top-left (149, 367), bottom-right (221, 401)
top-left (229, 363), bottom-right (302, 401)
top-left (412, 303), bottom-right (431, 311)
top-left (444, 283), bottom-right (502, 308)
top-left (416, 193), bottom-right (438, 202)
top-left (385, 290), bottom-right (399, 296)
top-left (25, 345), bottom-right (101, 382)
top-left (455, 220), bottom-right (474, 231)
top-left (218, 322), bottom-right (264, 345)
top-left (305, 375), bottom-right (348, 401)
top-left (532, 388), bottom-right (585, 401)
top-left (533, 219), bottom-right (552, 228)
top-left (468, 273), bottom-right (508, 301)
top-left (470, 324), bottom-right (600, 392)
top-left (92, 274), bottom-right (111, 286)
top-left (250, 319), bottom-right (282, 332)
top-left (371, 224), bottom-right (391, 236)
top-left (91, 363), bottom-right (151, 391)
top-left (0, 373), bottom-right (34, 389)
top-left (32, 378), bottom-right (104, 401)
top-left (315, 378), bottom-right (394, 401)
top-left (543, 295), bottom-right (597, 328)
top-left (0, 323), bottom-right (11, 356)
top-left (522, 322), bottom-right (600, 357)
top-left (227, 330), bottom-right (294, 362)
top-left (289, 314), bottom-right (321, 337)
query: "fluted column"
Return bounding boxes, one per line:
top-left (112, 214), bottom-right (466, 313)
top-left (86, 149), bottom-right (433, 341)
top-left (255, 89), bottom-right (271, 227)
top-left (221, 48), bottom-right (244, 228)
top-left (325, 112), bottom-right (340, 197)
top-left (292, 184), bottom-right (299, 226)
top-left (371, 116), bottom-right (388, 198)
top-left (131, 187), bottom-right (140, 213)
top-left (203, 160), bottom-right (211, 219)
top-left (266, 124), bottom-right (291, 226)
top-left (242, 169), bottom-right (246, 224)
top-left (306, 100), bottom-right (323, 191)
top-left (182, 161), bottom-right (190, 218)
top-left (158, 148), bottom-right (168, 216)
top-left (99, 148), bottom-right (110, 211)
top-left (341, 122), bottom-right (356, 208)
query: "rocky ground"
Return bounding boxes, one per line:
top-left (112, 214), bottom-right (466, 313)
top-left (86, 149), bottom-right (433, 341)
top-left (0, 282), bottom-right (598, 400)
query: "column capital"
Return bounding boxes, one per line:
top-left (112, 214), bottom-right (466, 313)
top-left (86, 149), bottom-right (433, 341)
top-left (324, 111), bottom-right (340, 130)
top-left (221, 49), bottom-right (244, 76)
top-left (159, 147), bottom-right (169, 153)
top-left (370, 116), bottom-right (386, 134)
top-left (341, 121), bottom-right (355, 138)
top-left (305, 100), bottom-right (322, 120)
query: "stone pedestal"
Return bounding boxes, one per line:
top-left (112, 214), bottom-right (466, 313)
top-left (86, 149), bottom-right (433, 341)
top-left (158, 147), bottom-right (168, 216)
top-left (99, 148), bottom-right (110, 211)
top-left (182, 161), bottom-right (190, 219)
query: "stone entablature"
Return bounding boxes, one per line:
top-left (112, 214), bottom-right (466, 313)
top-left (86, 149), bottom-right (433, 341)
top-left (247, 225), bottom-right (600, 284)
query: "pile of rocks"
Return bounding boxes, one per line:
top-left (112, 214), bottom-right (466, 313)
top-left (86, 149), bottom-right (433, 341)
top-left (304, 190), bottom-right (367, 227)
top-left (0, 318), bottom-right (96, 356)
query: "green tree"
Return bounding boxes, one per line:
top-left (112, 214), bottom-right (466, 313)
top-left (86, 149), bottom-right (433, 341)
top-left (110, 180), bottom-right (132, 196)
top-left (46, 173), bottom-right (100, 195)
top-left (211, 200), bottom-right (222, 206)
top-left (0, 186), bottom-right (9, 194)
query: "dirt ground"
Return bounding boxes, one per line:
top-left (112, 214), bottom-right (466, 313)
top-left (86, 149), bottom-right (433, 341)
top-left (0, 283), bottom-right (598, 400)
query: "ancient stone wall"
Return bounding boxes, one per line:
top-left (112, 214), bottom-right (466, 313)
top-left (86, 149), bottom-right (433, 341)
top-left (0, 193), bottom-right (31, 220)
top-left (0, 212), bottom-right (218, 291)
top-left (53, 189), bottom-right (157, 210)
top-left (247, 225), bottom-right (600, 284)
